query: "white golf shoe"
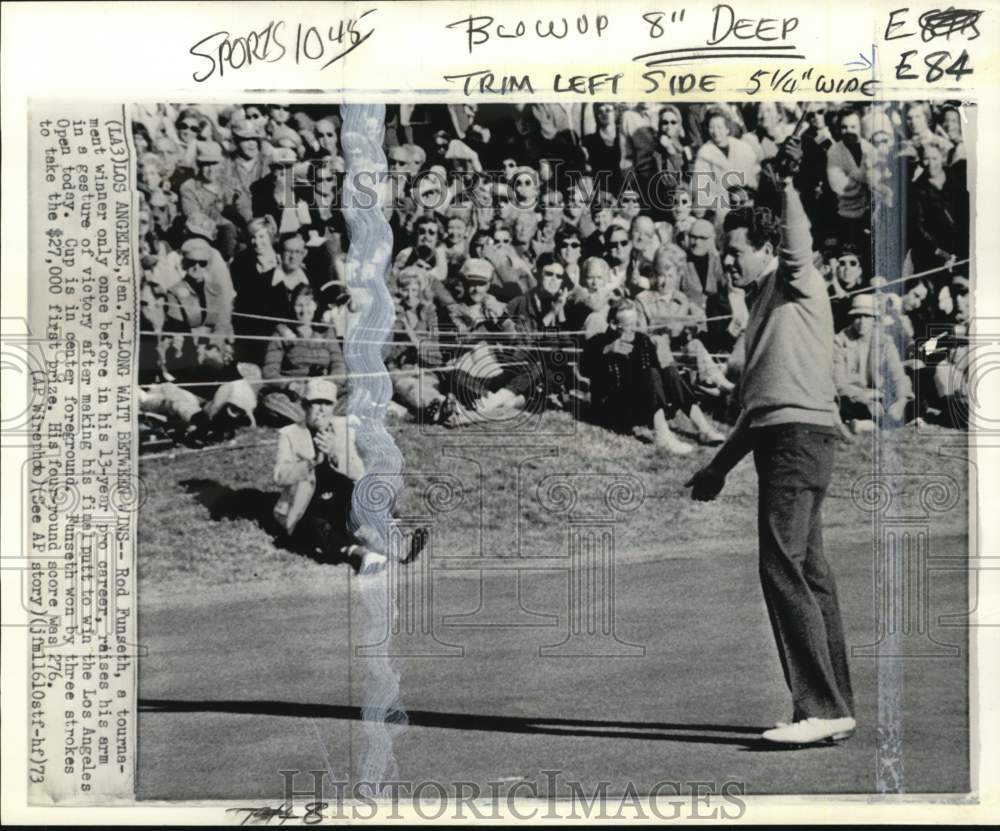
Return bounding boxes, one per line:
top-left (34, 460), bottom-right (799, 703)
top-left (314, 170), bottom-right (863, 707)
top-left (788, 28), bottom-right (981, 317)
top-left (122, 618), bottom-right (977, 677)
top-left (762, 717), bottom-right (857, 745)
top-left (655, 432), bottom-right (694, 455)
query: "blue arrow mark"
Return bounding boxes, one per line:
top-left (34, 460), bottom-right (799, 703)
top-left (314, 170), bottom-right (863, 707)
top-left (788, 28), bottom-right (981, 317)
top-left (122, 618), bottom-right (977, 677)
top-left (846, 44), bottom-right (876, 72)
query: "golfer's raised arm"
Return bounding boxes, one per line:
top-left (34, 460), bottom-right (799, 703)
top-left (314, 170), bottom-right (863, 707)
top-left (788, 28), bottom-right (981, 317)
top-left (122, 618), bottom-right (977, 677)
top-left (779, 176), bottom-right (815, 285)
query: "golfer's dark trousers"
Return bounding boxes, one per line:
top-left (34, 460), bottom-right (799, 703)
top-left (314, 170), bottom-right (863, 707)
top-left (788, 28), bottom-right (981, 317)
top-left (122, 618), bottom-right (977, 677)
top-left (751, 422), bottom-right (855, 721)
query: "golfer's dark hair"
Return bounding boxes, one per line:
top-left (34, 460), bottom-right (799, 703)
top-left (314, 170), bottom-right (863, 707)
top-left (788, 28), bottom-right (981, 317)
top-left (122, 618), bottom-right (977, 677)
top-left (723, 206), bottom-right (781, 252)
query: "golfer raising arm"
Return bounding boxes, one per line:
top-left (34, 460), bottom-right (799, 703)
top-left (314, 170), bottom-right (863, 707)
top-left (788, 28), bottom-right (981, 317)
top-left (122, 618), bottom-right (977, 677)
top-left (685, 137), bottom-right (856, 746)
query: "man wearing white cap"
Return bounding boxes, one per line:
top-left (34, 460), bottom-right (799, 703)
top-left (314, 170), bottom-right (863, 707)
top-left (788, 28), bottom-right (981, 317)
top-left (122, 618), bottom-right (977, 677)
top-left (273, 378), bottom-right (387, 574)
top-left (833, 293), bottom-right (914, 432)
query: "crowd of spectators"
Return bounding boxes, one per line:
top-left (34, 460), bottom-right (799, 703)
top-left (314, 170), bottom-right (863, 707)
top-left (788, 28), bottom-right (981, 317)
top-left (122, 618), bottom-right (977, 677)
top-left (136, 100), bottom-right (972, 453)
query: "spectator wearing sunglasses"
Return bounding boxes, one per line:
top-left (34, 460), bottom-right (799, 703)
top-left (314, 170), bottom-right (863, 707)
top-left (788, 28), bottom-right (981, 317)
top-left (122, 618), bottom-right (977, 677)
top-left (393, 215), bottom-right (449, 287)
top-left (506, 254), bottom-right (573, 334)
top-left (648, 105), bottom-right (692, 217)
top-left (503, 166), bottom-right (540, 226)
top-left (507, 254), bottom-right (579, 407)
top-left (654, 105), bottom-right (692, 180)
top-left (164, 237), bottom-right (231, 333)
top-left (828, 246), bottom-right (866, 331)
top-left (161, 237), bottom-right (236, 384)
top-left (173, 108), bottom-right (206, 174)
top-left (604, 224), bottom-right (635, 295)
top-left (146, 209), bottom-right (228, 297)
top-left (480, 222), bottom-right (533, 300)
top-left (303, 159), bottom-right (343, 231)
top-left (554, 227), bottom-right (583, 286)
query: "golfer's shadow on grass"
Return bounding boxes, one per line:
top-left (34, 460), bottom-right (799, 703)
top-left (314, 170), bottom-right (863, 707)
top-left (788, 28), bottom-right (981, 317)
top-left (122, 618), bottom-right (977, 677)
top-left (180, 478), bottom-right (323, 564)
top-left (139, 697), bottom-right (810, 751)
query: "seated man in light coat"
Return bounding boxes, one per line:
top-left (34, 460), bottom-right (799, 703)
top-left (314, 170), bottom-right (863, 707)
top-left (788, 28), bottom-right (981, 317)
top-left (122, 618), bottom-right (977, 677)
top-left (833, 293), bottom-right (915, 431)
top-left (272, 378), bottom-right (386, 574)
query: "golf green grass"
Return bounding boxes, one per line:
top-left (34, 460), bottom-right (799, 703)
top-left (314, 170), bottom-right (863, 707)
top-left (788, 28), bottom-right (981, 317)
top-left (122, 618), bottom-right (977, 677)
top-left (137, 411), bottom-right (972, 798)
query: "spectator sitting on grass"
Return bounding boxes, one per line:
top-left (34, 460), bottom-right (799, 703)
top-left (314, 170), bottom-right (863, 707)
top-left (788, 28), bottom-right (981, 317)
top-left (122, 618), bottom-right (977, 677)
top-left (272, 378), bottom-right (387, 574)
top-left (388, 269), bottom-right (463, 425)
top-left (581, 298), bottom-right (705, 454)
top-left (636, 245), bottom-right (735, 399)
top-left (833, 293), bottom-right (915, 432)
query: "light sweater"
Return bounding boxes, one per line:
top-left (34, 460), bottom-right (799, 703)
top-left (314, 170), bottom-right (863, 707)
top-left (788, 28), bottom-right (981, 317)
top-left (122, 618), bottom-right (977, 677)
top-left (740, 185), bottom-right (836, 428)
